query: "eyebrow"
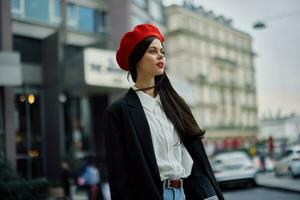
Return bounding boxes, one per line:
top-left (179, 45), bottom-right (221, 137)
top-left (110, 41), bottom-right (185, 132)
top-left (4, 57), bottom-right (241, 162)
top-left (148, 46), bottom-right (164, 51)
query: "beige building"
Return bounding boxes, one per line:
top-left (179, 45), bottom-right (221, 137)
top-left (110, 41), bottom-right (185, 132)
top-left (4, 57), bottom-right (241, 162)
top-left (165, 4), bottom-right (258, 146)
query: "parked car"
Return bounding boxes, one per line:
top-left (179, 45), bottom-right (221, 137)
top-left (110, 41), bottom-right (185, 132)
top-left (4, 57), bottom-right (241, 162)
top-left (211, 151), bottom-right (257, 187)
top-left (274, 145), bottom-right (300, 178)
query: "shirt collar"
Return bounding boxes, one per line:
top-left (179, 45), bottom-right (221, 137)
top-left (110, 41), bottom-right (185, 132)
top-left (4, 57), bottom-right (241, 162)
top-left (132, 85), bottom-right (160, 111)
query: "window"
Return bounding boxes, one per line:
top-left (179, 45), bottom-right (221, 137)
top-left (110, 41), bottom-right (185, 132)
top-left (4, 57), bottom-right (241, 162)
top-left (229, 32), bottom-right (235, 45)
top-left (202, 58), bottom-right (208, 75)
top-left (202, 23), bottom-right (208, 36)
top-left (78, 6), bottom-right (95, 33)
top-left (97, 11), bottom-right (108, 35)
top-left (208, 26), bottom-right (215, 39)
top-left (132, 0), bottom-right (147, 9)
top-left (24, 0), bottom-right (49, 23)
top-left (219, 30), bottom-right (226, 42)
top-left (209, 44), bottom-right (216, 57)
top-left (169, 14), bottom-right (180, 30)
top-left (229, 50), bottom-right (235, 61)
top-left (187, 18), bottom-right (194, 32)
top-left (10, 1), bottom-right (106, 34)
top-left (223, 31), bottom-right (229, 43)
top-left (67, 3), bottom-right (78, 28)
top-left (49, 0), bottom-right (61, 24)
top-left (66, 4), bottom-right (107, 34)
top-left (148, 0), bottom-right (163, 22)
top-left (11, 0), bottom-right (24, 17)
top-left (11, 0), bottom-right (21, 10)
top-left (204, 86), bottom-right (210, 103)
top-left (220, 46), bottom-right (226, 58)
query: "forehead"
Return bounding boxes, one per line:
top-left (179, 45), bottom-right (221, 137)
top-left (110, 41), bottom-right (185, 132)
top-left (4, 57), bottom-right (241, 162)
top-left (148, 38), bottom-right (163, 48)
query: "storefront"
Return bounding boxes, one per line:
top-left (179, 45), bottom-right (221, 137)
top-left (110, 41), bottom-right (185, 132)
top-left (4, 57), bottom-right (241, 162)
top-left (61, 47), bottom-right (130, 177)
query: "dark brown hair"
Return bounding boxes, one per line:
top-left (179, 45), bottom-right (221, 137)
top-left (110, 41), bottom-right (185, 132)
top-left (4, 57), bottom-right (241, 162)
top-left (128, 37), bottom-right (205, 140)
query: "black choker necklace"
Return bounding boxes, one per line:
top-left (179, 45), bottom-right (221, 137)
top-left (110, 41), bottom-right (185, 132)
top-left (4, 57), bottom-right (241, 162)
top-left (134, 85), bottom-right (155, 91)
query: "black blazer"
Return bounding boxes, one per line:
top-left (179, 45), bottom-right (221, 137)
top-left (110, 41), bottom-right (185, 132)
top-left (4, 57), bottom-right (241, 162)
top-left (103, 88), bottom-right (224, 200)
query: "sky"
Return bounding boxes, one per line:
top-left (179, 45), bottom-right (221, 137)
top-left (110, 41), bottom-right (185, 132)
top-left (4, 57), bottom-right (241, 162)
top-left (164, 0), bottom-right (300, 118)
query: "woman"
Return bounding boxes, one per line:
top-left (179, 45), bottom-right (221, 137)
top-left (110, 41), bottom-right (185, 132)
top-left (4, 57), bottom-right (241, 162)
top-left (103, 24), bottom-right (224, 200)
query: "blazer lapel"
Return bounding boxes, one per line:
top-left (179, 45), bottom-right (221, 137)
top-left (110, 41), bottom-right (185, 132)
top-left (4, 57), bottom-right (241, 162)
top-left (125, 88), bottom-right (162, 188)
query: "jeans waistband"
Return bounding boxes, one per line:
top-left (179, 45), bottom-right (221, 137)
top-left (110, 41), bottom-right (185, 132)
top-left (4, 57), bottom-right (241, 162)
top-left (162, 178), bottom-right (183, 189)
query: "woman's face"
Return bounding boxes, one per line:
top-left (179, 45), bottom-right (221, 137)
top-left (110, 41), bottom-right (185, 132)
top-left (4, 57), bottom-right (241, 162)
top-left (136, 38), bottom-right (165, 78)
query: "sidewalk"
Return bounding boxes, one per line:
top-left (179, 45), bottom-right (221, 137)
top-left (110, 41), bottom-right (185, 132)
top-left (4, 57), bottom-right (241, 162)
top-left (73, 190), bottom-right (88, 200)
top-left (256, 172), bottom-right (300, 193)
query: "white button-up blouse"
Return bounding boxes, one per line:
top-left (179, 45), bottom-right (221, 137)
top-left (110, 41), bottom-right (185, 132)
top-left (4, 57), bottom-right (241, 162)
top-left (133, 86), bottom-right (193, 181)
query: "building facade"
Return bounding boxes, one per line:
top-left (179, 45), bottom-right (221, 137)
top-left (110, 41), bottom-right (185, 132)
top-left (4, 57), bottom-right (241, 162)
top-left (259, 114), bottom-right (300, 145)
top-left (165, 4), bottom-right (258, 151)
top-left (0, 0), bottom-right (165, 181)
top-left (109, 0), bottom-right (166, 49)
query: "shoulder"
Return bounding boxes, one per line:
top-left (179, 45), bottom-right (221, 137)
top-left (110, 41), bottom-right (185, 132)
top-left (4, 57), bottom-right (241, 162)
top-left (106, 97), bottom-right (127, 113)
top-left (104, 95), bottom-right (130, 123)
top-left (103, 96), bottom-right (130, 128)
top-left (106, 88), bottom-right (137, 113)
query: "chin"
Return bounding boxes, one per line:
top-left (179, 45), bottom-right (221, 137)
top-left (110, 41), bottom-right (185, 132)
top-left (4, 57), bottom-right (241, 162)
top-left (154, 69), bottom-right (164, 76)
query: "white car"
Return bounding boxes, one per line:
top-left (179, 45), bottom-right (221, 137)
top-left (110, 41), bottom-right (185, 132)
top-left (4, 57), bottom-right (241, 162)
top-left (211, 151), bottom-right (257, 187)
top-left (274, 145), bottom-right (300, 178)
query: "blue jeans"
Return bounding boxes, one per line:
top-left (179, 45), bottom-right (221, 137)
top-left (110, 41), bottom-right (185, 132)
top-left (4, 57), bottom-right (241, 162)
top-left (163, 187), bottom-right (185, 200)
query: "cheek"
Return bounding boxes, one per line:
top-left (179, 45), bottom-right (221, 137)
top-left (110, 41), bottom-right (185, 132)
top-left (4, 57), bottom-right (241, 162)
top-left (141, 56), bottom-right (155, 66)
top-left (144, 54), bottom-right (155, 61)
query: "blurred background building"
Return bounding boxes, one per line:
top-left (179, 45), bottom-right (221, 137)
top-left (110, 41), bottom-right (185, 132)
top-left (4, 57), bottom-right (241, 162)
top-left (259, 113), bottom-right (300, 154)
top-left (166, 3), bottom-right (258, 153)
top-left (1, 0), bottom-right (260, 181)
top-left (110, 0), bottom-right (166, 49)
top-left (0, 0), bottom-right (165, 181)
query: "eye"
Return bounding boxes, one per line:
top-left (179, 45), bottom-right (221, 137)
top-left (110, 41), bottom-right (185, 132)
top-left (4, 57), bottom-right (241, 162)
top-left (148, 49), bottom-right (157, 54)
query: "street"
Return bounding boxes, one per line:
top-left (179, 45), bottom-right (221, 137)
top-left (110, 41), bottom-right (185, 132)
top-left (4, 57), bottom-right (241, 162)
top-left (223, 187), bottom-right (300, 200)
top-left (70, 172), bottom-right (300, 200)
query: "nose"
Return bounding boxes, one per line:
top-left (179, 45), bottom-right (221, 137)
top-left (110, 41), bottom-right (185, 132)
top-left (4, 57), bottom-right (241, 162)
top-left (158, 52), bottom-right (165, 59)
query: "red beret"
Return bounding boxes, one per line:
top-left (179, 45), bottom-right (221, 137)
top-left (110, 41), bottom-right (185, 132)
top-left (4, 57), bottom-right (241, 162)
top-left (116, 23), bottom-right (165, 71)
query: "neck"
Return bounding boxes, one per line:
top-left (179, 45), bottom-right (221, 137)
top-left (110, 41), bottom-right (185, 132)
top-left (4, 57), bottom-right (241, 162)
top-left (135, 78), bottom-right (155, 97)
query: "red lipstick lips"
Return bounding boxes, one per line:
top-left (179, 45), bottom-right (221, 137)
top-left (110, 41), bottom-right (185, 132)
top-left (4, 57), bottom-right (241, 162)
top-left (156, 62), bottom-right (164, 68)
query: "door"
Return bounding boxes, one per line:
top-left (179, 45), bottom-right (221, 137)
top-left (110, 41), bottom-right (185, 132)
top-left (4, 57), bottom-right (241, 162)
top-left (14, 87), bottom-right (45, 179)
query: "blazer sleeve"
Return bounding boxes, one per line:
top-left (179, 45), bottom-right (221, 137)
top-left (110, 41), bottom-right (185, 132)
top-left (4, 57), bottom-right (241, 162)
top-left (103, 109), bottom-right (131, 200)
top-left (183, 137), bottom-right (225, 200)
